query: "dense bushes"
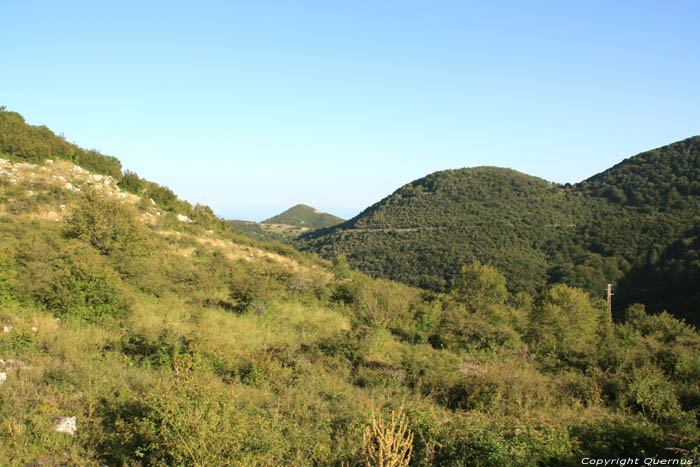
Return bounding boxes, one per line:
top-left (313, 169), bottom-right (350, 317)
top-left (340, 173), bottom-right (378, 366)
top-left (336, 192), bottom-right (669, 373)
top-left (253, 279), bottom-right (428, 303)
top-left (63, 190), bottom-right (153, 256)
top-left (0, 108), bottom-right (122, 177)
top-left (2, 205), bottom-right (699, 464)
top-left (19, 241), bottom-right (132, 322)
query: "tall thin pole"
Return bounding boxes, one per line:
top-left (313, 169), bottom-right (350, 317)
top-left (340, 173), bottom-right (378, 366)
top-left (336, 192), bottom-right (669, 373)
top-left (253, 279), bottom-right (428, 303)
top-left (607, 283), bottom-right (614, 322)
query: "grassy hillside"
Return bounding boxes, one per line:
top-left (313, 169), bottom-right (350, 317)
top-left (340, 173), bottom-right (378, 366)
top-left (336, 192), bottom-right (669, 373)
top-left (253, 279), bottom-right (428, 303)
top-left (300, 139), bottom-right (700, 326)
top-left (0, 108), bottom-right (225, 233)
top-left (1, 110), bottom-right (699, 465)
top-left (263, 204), bottom-right (344, 229)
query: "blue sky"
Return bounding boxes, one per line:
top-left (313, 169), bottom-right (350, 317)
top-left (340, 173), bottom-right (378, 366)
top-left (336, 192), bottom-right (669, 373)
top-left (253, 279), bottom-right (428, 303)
top-left (2, 1), bottom-right (699, 221)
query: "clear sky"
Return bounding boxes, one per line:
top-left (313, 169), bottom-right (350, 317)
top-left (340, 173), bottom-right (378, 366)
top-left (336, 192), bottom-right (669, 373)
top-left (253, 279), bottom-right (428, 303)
top-left (1, 1), bottom-right (699, 221)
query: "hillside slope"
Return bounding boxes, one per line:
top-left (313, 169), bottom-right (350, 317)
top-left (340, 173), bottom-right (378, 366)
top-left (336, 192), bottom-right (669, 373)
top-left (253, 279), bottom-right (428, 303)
top-left (1, 109), bottom-right (699, 464)
top-left (300, 167), bottom-right (600, 292)
top-left (300, 138), bottom-right (700, 325)
top-left (573, 136), bottom-right (700, 319)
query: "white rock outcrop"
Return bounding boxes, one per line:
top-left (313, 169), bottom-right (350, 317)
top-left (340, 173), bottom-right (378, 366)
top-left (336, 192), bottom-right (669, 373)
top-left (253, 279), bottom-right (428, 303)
top-left (53, 416), bottom-right (76, 435)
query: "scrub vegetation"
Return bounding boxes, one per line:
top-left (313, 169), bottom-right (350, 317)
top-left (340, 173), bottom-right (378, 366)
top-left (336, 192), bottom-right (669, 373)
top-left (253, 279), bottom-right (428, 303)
top-left (1, 109), bottom-right (699, 465)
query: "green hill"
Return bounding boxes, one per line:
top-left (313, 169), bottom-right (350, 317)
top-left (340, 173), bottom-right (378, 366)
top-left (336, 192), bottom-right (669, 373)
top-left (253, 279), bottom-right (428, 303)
top-left (223, 205), bottom-right (343, 244)
top-left (300, 138), bottom-right (700, 325)
top-left (263, 204), bottom-right (344, 229)
top-left (1, 108), bottom-right (699, 464)
top-left (573, 136), bottom-right (700, 320)
top-left (300, 167), bottom-right (599, 293)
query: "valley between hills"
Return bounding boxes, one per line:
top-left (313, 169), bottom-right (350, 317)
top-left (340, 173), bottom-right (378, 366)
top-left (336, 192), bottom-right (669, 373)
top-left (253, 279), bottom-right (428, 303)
top-left (1, 107), bottom-right (699, 465)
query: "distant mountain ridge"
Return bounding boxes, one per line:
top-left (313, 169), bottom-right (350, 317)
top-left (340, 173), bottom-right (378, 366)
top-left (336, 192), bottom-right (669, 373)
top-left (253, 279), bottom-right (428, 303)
top-left (262, 204), bottom-right (344, 229)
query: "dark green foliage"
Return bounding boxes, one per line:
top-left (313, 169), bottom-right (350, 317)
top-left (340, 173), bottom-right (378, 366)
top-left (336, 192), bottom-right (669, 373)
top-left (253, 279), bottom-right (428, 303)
top-left (262, 203), bottom-right (344, 229)
top-left (579, 136), bottom-right (700, 208)
top-left (615, 222), bottom-right (700, 325)
top-left (26, 242), bottom-right (131, 322)
top-left (117, 170), bottom-right (146, 195)
top-left (301, 137), bottom-right (700, 326)
top-left (301, 167), bottom-right (579, 295)
top-left (145, 180), bottom-right (178, 211)
top-left (121, 329), bottom-right (196, 369)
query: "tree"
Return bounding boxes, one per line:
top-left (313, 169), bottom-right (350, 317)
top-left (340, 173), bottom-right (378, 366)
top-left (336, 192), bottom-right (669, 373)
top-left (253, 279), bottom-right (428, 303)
top-left (527, 284), bottom-right (605, 355)
top-left (450, 261), bottom-right (508, 310)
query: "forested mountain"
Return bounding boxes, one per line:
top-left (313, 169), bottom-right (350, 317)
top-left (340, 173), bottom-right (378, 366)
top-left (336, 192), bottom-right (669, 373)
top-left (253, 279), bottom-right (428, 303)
top-left (1, 108), bottom-right (699, 464)
top-left (578, 136), bottom-right (700, 208)
top-left (301, 167), bottom-right (594, 292)
top-left (571, 136), bottom-right (700, 320)
top-left (299, 137), bottom-right (700, 326)
top-left (263, 203), bottom-right (344, 229)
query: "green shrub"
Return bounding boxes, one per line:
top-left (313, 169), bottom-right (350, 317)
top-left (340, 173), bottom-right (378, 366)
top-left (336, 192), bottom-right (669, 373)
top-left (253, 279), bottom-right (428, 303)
top-left (190, 203), bottom-right (218, 230)
top-left (626, 365), bottom-right (684, 424)
top-left (29, 243), bottom-right (131, 322)
top-left (527, 284), bottom-right (606, 359)
top-left (146, 182), bottom-right (178, 211)
top-left (0, 245), bottom-right (18, 305)
top-left (450, 261), bottom-right (508, 310)
top-left (556, 371), bottom-right (603, 407)
top-left (120, 328), bottom-right (196, 371)
top-left (117, 170), bottom-right (146, 195)
top-left (63, 190), bottom-right (152, 256)
top-left (433, 412), bottom-right (578, 466)
top-left (446, 375), bottom-right (502, 412)
top-left (227, 261), bottom-right (288, 313)
top-left (432, 302), bottom-right (524, 352)
top-left (571, 415), bottom-right (699, 459)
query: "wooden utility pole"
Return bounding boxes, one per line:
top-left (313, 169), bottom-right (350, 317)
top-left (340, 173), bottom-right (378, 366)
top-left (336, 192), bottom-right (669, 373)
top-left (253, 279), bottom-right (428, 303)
top-left (607, 284), bottom-right (614, 322)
